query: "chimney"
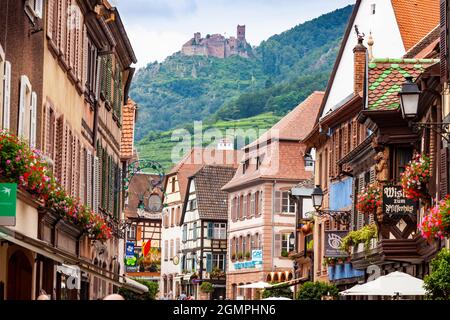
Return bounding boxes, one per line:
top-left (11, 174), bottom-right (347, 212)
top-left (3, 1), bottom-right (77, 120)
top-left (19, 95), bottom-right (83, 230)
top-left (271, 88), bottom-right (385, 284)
top-left (353, 26), bottom-right (367, 95)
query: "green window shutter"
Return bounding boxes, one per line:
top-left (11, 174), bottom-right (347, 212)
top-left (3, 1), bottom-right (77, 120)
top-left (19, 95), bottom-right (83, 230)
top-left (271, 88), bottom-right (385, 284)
top-left (101, 56), bottom-right (107, 97)
top-left (207, 222), bottom-right (214, 239)
top-left (106, 56), bottom-right (112, 103)
top-left (206, 253), bottom-right (212, 273)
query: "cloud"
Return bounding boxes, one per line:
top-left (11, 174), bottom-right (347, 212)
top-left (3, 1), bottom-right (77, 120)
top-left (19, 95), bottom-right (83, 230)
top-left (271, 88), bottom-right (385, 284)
top-left (116, 0), bottom-right (355, 66)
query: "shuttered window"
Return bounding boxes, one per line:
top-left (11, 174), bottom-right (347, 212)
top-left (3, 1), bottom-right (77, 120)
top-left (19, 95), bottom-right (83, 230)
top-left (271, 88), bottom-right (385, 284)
top-left (175, 238), bottom-right (180, 254)
top-left (164, 240), bottom-right (168, 261)
top-left (250, 193), bottom-right (255, 217)
top-left (18, 75), bottom-right (32, 138)
top-left (440, 148), bottom-right (449, 198)
top-left (2, 61), bottom-right (11, 130)
top-left (274, 234), bottom-right (281, 257)
top-left (93, 156), bottom-right (100, 213)
top-left (29, 92), bottom-right (37, 148)
top-left (169, 239), bottom-right (174, 260)
top-left (231, 196), bottom-right (236, 221)
top-left (274, 191), bottom-right (281, 214)
top-left (86, 150), bottom-right (92, 208)
top-left (242, 194), bottom-right (247, 219)
top-left (356, 173), bottom-right (365, 230)
top-left (440, 0), bottom-right (448, 82)
top-left (206, 253), bottom-right (212, 273)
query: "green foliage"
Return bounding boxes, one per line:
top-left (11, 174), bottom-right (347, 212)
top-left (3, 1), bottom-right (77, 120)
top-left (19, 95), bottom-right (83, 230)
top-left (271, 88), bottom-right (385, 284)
top-left (118, 279), bottom-right (159, 300)
top-left (200, 281), bottom-right (215, 294)
top-left (296, 281), bottom-right (339, 300)
top-left (130, 5), bottom-right (353, 141)
top-left (424, 249), bottom-right (450, 300)
top-left (340, 224), bottom-right (378, 252)
top-left (262, 286), bottom-right (293, 299)
top-left (136, 113), bottom-right (281, 171)
top-left (281, 249), bottom-right (289, 257)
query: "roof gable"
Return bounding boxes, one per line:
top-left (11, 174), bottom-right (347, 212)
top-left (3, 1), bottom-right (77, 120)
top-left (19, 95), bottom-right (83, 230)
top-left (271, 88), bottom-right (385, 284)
top-left (391, 0), bottom-right (440, 51)
top-left (189, 166), bottom-right (237, 221)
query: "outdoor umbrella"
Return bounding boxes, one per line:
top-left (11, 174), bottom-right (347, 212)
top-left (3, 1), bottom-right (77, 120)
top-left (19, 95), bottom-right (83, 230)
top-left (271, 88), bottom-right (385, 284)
top-left (237, 281), bottom-right (273, 289)
top-left (339, 271), bottom-right (426, 296)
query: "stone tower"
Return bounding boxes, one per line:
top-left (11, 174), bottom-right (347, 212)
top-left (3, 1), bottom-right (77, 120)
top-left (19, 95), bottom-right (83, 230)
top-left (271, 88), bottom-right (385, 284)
top-left (237, 25), bottom-right (246, 42)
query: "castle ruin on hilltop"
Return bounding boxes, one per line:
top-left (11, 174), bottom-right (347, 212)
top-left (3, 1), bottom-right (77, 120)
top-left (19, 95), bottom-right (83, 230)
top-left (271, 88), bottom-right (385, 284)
top-left (181, 25), bottom-right (250, 59)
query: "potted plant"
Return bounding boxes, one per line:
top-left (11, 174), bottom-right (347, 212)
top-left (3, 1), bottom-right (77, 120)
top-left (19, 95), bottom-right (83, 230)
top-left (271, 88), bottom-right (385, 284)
top-left (340, 224), bottom-right (378, 253)
top-left (281, 249), bottom-right (289, 258)
top-left (400, 153), bottom-right (430, 200)
top-left (237, 252), bottom-right (243, 260)
top-left (245, 251), bottom-right (251, 260)
top-left (419, 196), bottom-right (450, 240)
top-left (356, 183), bottom-right (382, 215)
top-left (200, 281), bottom-right (214, 300)
top-left (231, 253), bottom-right (236, 261)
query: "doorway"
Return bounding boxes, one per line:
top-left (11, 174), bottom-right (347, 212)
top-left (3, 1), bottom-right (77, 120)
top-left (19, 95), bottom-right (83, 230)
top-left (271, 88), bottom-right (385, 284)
top-left (7, 250), bottom-right (32, 300)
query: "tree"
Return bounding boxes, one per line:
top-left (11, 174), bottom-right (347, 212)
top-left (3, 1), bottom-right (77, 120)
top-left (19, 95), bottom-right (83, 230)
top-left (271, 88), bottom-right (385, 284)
top-left (296, 281), bottom-right (339, 300)
top-left (262, 286), bottom-right (293, 299)
top-left (118, 279), bottom-right (159, 300)
top-left (424, 249), bottom-right (450, 300)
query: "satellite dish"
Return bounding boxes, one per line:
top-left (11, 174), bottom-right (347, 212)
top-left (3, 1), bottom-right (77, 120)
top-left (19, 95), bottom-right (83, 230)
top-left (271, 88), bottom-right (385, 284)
top-left (148, 194), bottom-right (162, 211)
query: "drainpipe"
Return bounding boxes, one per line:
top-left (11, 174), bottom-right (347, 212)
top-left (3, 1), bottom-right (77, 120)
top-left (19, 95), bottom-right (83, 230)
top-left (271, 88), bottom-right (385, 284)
top-left (271, 180), bottom-right (276, 272)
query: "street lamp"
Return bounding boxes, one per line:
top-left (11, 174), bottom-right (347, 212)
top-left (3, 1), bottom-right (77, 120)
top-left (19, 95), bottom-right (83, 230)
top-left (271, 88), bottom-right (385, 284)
top-left (398, 76), bottom-right (450, 142)
top-left (310, 185), bottom-right (351, 226)
top-left (311, 185), bottom-right (324, 211)
top-left (398, 76), bottom-right (421, 120)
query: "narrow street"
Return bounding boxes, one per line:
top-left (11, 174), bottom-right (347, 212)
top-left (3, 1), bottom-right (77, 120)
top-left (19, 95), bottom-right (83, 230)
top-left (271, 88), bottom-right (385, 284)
top-left (0, 0), bottom-right (450, 308)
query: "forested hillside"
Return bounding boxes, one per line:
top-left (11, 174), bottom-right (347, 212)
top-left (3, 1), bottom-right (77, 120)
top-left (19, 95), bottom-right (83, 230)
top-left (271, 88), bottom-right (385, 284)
top-left (131, 5), bottom-right (353, 169)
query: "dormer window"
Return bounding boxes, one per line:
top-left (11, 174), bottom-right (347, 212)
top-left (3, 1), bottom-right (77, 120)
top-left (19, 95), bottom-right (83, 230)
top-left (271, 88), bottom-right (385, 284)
top-left (256, 154), bottom-right (265, 170)
top-left (242, 159), bottom-right (250, 174)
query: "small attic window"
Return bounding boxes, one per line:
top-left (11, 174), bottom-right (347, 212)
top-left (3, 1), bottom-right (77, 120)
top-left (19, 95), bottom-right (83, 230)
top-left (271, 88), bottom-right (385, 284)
top-left (371, 4), bottom-right (376, 15)
top-left (243, 159), bottom-right (250, 174)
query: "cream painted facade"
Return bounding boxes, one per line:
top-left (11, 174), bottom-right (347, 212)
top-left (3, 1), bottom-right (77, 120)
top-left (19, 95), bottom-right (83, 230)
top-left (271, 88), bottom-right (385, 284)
top-left (226, 181), bottom-right (296, 300)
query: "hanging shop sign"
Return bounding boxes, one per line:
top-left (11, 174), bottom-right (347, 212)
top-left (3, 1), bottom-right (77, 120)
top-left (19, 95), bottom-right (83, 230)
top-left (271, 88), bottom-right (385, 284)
top-left (382, 186), bottom-right (417, 217)
top-left (324, 230), bottom-right (348, 257)
top-left (126, 241), bottom-right (135, 257)
top-left (0, 183), bottom-right (17, 226)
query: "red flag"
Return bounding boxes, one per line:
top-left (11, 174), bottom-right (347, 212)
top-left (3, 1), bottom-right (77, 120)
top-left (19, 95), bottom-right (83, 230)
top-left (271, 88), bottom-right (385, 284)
top-left (142, 240), bottom-right (151, 257)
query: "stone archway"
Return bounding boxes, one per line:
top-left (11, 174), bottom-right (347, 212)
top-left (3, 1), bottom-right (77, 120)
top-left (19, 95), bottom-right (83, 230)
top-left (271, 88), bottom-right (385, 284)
top-left (7, 250), bottom-right (32, 300)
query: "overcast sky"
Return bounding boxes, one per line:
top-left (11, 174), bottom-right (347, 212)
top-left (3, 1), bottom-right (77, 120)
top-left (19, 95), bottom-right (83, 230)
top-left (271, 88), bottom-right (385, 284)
top-left (115, 0), bottom-right (355, 68)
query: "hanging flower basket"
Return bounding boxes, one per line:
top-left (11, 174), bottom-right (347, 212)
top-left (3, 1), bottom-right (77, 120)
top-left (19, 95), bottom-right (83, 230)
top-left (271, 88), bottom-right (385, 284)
top-left (0, 131), bottom-right (112, 241)
top-left (400, 153), bottom-right (430, 200)
top-left (356, 183), bottom-right (382, 215)
top-left (418, 196), bottom-right (450, 240)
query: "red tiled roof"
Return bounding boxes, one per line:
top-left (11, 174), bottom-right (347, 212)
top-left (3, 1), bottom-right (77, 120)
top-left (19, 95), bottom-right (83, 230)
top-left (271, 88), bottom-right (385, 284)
top-left (367, 58), bottom-right (439, 111)
top-left (391, 0), bottom-right (440, 51)
top-left (120, 99), bottom-right (137, 160)
top-left (247, 91), bottom-right (324, 148)
top-left (167, 148), bottom-right (242, 202)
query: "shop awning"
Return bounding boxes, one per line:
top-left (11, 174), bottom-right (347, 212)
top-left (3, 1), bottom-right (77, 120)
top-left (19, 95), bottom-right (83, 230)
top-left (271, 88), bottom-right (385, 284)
top-left (121, 277), bottom-right (149, 294)
top-left (270, 276), bottom-right (309, 289)
top-left (0, 227), bottom-right (147, 294)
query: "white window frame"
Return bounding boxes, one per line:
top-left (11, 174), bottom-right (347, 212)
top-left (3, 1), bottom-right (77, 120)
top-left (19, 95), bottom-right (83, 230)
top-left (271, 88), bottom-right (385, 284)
top-left (212, 253), bottom-right (226, 271)
top-left (25, 0), bottom-right (43, 21)
top-left (18, 75), bottom-right (32, 138)
top-left (281, 233), bottom-right (294, 254)
top-left (281, 191), bottom-right (296, 214)
top-left (127, 225), bottom-right (136, 240)
top-left (213, 223), bottom-right (226, 240)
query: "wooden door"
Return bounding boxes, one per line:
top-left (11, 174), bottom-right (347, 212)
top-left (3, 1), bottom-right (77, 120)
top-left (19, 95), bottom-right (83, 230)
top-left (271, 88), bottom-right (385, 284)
top-left (7, 250), bottom-right (32, 300)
